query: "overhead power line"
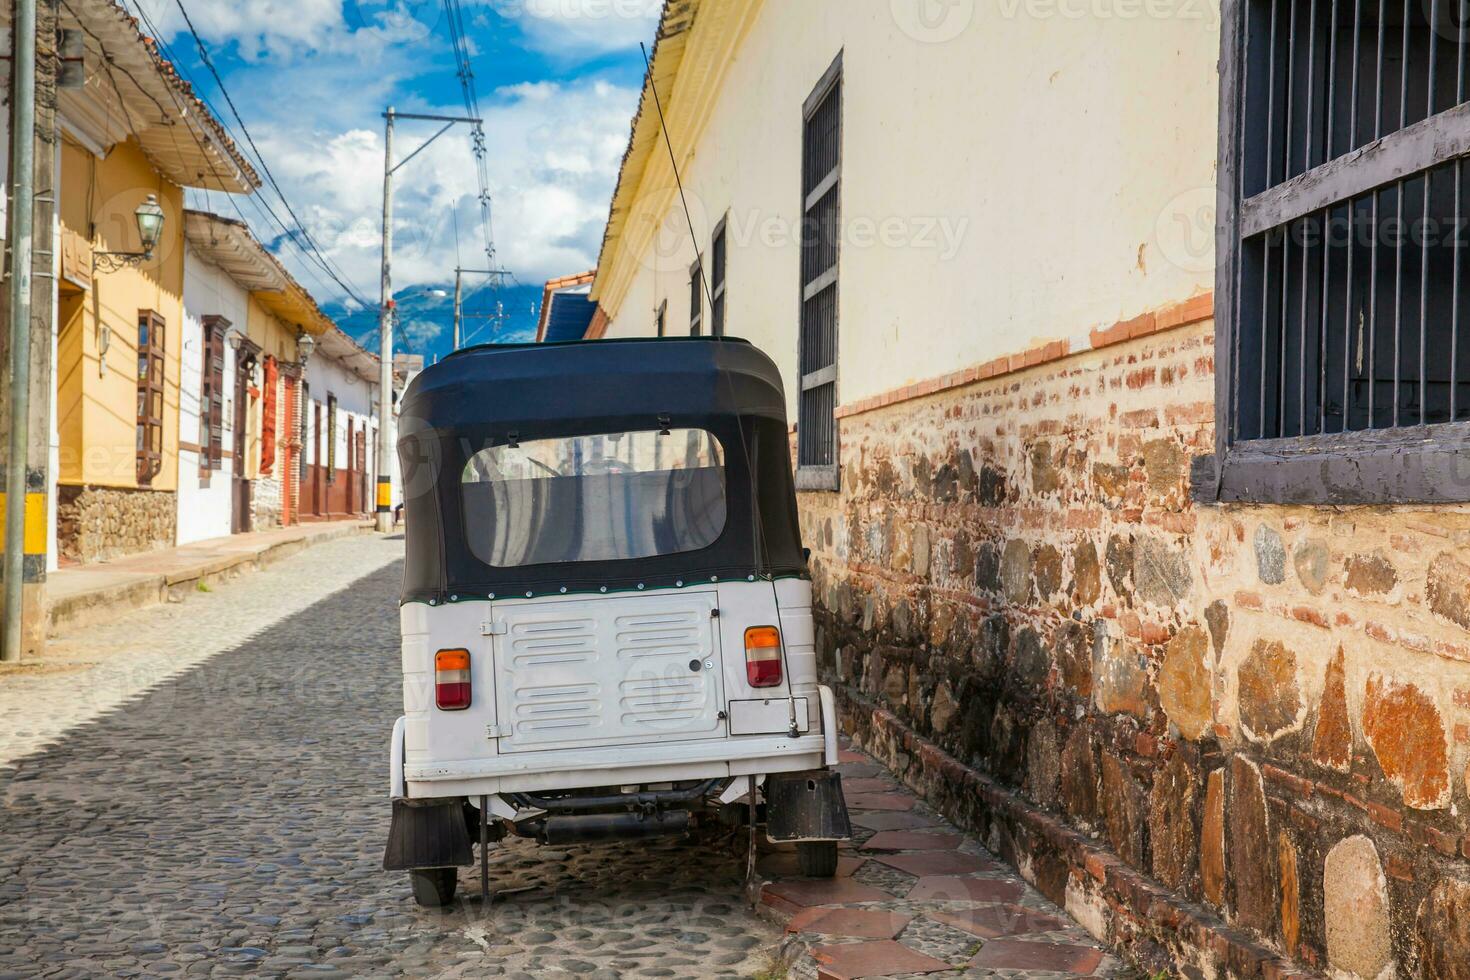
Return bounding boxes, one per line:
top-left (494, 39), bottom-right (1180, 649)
top-left (163, 0), bottom-right (374, 309)
top-left (442, 0), bottom-right (501, 274)
top-left (67, 0), bottom-right (347, 307)
top-left (117, 0), bottom-right (374, 309)
top-left (118, 1), bottom-right (360, 308)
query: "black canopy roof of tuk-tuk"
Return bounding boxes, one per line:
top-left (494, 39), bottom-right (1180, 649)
top-left (396, 337), bottom-right (807, 604)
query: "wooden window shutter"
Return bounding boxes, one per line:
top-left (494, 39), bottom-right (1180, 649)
top-left (136, 310), bottom-right (166, 486)
top-left (261, 356), bottom-right (278, 476)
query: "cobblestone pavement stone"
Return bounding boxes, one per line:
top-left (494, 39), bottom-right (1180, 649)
top-left (0, 534), bottom-right (1129, 979)
top-left (0, 536), bottom-right (781, 979)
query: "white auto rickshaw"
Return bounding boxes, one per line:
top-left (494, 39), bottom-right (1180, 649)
top-left (384, 336), bottom-right (850, 906)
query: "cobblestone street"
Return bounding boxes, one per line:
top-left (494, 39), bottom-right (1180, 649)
top-left (0, 534), bottom-right (1118, 979)
top-left (0, 536), bottom-right (779, 979)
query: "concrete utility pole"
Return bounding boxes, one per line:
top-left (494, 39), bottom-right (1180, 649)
top-left (375, 107), bottom-right (395, 532)
top-left (451, 268), bottom-right (514, 350)
top-left (376, 107), bottom-right (483, 531)
top-left (26, 0), bottom-right (57, 654)
top-left (452, 267), bottom-right (462, 352)
top-left (1, 0), bottom-right (49, 662)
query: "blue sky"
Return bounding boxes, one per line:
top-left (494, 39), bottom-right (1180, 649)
top-left (129, 0), bottom-right (658, 349)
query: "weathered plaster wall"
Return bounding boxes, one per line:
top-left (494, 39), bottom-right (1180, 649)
top-left (806, 316), bottom-right (1470, 977)
top-left (598, 0), bottom-right (1219, 415)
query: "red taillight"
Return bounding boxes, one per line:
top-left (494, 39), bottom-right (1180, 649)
top-left (745, 627), bottom-right (783, 688)
top-left (435, 648), bottom-right (472, 710)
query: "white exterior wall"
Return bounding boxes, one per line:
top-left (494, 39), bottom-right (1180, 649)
top-left (304, 351), bottom-right (376, 492)
top-left (178, 244), bottom-right (247, 545)
top-left (600, 0), bottom-right (1220, 414)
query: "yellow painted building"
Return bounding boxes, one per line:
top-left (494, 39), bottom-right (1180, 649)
top-left (56, 137), bottom-right (187, 493)
top-left (44, 0), bottom-right (258, 562)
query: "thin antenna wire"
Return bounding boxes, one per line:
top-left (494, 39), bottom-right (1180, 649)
top-left (639, 41), bottom-right (801, 739)
top-left (453, 206), bottom-right (462, 269)
top-left (642, 43), bottom-right (716, 315)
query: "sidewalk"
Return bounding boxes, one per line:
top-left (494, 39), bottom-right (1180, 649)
top-left (758, 741), bottom-right (1129, 979)
top-left (45, 519), bottom-right (374, 636)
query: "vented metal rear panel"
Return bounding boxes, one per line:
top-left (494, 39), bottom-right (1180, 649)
top-left (493, 593), bottom-right (725, 753)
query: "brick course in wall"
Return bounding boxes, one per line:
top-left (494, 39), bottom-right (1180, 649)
top-left (800, 305), bottom-right (1470, 977)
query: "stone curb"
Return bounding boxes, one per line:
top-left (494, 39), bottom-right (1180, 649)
top-left (47, 522), bottom-right (375, 637)
top-left (844, 696), bottom-right (1324, 980)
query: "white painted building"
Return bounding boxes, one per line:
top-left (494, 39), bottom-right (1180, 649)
top-left (177, 241), bottom-right (247, 545)
top-left (179, 211), bottom-right (381, 539)
top-left (589, 0), bottom-right (1217, 421)
top-left (301, 329), bottom-right (379, 521)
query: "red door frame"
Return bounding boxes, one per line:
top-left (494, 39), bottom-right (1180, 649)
top-left (312, 402), bottom-right (324, 518)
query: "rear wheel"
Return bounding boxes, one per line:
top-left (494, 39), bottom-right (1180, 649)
top-left (409, 867), bottom-right (458, 907)
top-left (797, 841), bottom-right (839, 878)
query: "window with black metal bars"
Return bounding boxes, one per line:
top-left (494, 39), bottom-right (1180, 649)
top-left (689, 259), bottom-right (703, 336)
top-left (1228, 0), bottom-right (1470, 445)
top-left (711, 220), bottom-right (728, 337)
top-left (798, 64), bottom-right (841, 486)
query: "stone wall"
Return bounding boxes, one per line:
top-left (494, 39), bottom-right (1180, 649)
top-left (57, 484), bottom-right (177, 565)
top-left (253, 476), bottom-right (282, 531)
top-left (804, 312), bottom-right (1470, 977)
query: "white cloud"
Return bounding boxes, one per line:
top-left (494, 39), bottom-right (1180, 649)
top-left (130, 0), bottom-right (341, 60)
top-left (400, 317), bottom-right (445, 351)
top-left (133, 0), bottom-right (659, 61)
top-left (129, 0), bottom-right (434, 61)
top-left (144, 0), bottom-right (645, 303)
top-left (498, 0), bottom-right (661, 57)
top-left (197, 77), bottom-right (639, 303)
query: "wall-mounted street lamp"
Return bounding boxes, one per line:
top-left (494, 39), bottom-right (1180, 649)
top-left (295, 328), bottom-right (316, 369)
top-left (94, 195), bottom-right (166, 272)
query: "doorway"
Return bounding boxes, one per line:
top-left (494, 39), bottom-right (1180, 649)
top-left (231, 352), bottom-right (254, 534)
top-left (312, 402), bottom-right (324, 518)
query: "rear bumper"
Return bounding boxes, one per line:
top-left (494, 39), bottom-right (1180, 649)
top-left (393, 686), bottom-right (840, 800)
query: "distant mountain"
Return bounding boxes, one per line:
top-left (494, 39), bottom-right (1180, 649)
top-left (324, 281), bottom-right (544, 366)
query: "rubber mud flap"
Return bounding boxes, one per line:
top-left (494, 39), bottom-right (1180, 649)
top-left (765, 769), bottom-right (852, 843)
top-left (383, 799), bottom-right (475, 870)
